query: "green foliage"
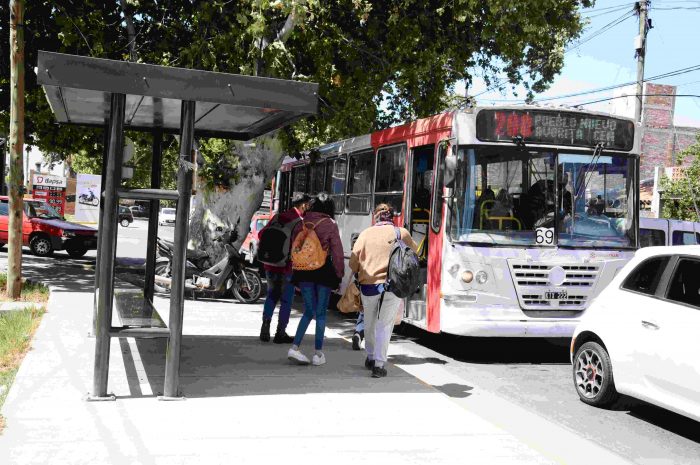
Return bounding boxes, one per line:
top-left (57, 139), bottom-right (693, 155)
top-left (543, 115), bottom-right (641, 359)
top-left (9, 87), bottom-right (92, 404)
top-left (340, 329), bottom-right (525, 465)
top-left (0, 0), bottom-right (593, 189)
top-left (660, 134), bottom-right (700, 222)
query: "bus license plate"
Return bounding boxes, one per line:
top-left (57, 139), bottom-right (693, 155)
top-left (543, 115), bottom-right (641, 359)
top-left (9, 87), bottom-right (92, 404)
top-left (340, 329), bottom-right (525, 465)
top-left (545, 290), bottom-right (567, 300)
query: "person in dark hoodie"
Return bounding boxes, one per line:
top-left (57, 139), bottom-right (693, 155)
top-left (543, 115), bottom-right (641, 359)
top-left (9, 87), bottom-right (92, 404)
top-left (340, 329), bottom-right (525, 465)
top-left (259, 192), bottom-right (311, 343)
top-left (286, 192), bottom-right (344, 366)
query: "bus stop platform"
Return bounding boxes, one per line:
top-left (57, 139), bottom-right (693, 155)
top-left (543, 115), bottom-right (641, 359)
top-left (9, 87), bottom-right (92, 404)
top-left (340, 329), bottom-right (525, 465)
top-left (0, 276), bottom-right (576, 465)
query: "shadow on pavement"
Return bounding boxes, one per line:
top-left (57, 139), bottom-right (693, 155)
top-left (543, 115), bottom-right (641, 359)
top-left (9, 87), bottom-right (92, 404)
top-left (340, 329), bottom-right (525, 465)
top-left (121, 335), bottom-right (434, 399)
top-left (394, 323), bottom-right (571, 365)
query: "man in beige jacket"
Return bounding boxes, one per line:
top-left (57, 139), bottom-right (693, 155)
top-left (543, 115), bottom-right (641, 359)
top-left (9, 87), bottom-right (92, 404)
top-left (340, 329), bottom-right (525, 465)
top-left (349, 203), bottom-right (418, 378)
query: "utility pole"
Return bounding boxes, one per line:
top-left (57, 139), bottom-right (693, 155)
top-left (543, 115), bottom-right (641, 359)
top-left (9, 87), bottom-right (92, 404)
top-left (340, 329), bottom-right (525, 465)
top-left (8, 0), bottom-right (25, 299)
top-left (634, 1), bottom-right (651, 123)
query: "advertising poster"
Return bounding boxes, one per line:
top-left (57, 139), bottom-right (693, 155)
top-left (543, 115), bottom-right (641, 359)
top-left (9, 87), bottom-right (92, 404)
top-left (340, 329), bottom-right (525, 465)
top-left (31, 173), bottom-right (68, 216)
top-left (75, 173), bottom-right (102, 223)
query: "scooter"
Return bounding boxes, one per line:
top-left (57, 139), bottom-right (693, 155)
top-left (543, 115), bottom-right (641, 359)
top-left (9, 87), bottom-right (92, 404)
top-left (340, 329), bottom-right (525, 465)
top-left (79, 189), bottom-right (100, 207)
top-left (154, 228), bottom-right (263, 304)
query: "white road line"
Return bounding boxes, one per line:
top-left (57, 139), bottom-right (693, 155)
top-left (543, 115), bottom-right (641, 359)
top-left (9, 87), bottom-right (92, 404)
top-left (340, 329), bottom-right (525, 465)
top-left (127, 337), bottom-right (153, 396)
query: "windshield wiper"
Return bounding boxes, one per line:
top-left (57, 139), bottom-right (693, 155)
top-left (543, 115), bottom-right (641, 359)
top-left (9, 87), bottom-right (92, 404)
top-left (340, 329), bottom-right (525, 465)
top-left (574, 142), bottom-right (605, 199)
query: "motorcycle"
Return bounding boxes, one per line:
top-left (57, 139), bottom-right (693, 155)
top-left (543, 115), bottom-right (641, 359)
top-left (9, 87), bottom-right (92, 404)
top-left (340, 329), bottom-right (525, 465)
top-left (154, 228), bottom-right (263, 304)
top-left (78, 188), bottom-right (100, 207)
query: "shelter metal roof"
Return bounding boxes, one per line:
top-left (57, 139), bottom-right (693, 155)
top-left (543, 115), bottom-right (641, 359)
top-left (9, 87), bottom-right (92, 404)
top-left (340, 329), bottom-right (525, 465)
top-left (37, 51), bottom-right (318, 140)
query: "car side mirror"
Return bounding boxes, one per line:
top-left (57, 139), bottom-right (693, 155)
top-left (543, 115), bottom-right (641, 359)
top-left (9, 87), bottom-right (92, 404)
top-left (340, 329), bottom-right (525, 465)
top-left (444, 156), bottom-right (457, 189)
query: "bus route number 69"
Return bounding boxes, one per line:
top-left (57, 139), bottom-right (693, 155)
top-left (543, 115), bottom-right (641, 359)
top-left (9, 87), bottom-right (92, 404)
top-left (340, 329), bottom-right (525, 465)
top-left (536, 227), bottom-right (554, 245)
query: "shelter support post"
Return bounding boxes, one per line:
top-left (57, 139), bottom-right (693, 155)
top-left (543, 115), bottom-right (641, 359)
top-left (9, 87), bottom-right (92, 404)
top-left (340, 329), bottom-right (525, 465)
top-left (91, 121), bottom-right (111, 337)
top-left (89, 93), bottom-right (125, 401)
top-left (143, 131), bottom-right (163, 304)
top-left (162, 101), bottom-right (195, 400)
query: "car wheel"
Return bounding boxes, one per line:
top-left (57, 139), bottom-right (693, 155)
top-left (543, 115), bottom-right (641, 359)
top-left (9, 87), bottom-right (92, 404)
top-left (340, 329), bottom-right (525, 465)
top-left (120, 218), bottom-right (130, 227)
top-left (30, 235), bottom-right (54, 257)
top-left (573, 341), bottom-right (619, 407)
top-left (66, 246), bottom-right (88, 258)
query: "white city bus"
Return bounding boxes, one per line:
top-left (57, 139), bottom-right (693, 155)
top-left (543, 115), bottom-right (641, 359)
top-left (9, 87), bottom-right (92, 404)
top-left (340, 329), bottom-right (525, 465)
top-left (274, 107), bottom-right (640, 337)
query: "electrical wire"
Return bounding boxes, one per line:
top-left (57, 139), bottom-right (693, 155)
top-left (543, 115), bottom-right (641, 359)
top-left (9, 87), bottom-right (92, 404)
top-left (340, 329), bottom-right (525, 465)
top-left (472, 6), bottom-right (636, 98)
top-left (573, 93), bottom-right (700, 106)
top-left (478, 64), bottom-right (700, 104)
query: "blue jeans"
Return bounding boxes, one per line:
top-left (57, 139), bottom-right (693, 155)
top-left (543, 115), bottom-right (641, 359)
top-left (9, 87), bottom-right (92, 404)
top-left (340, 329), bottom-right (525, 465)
top-left (293, 282), bottom-right (332, 351)
top-left (262, 271), bottom-right (295, 332)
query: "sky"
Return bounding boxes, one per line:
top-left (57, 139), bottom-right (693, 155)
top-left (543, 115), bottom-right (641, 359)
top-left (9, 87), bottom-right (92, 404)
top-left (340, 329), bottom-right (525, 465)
top-left (464, 0), bottom-right (700, 128)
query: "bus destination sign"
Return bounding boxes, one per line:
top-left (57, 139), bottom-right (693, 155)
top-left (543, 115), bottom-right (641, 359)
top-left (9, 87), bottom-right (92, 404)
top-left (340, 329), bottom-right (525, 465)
top-left (476, 109), bottom-right (635, 151)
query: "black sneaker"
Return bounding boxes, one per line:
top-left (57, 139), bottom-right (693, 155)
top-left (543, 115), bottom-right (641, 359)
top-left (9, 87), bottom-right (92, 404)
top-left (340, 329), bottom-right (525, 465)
top-left (364, 357), bottom-right (375, 370)
top-left (371, 366), bottom-right (387, 378)
top-left (273, 331), bottom-right (294, 344)
top-left (352, 332), bottom-right (362, 351)
top-left (260, 320), bottom-right (271, 342)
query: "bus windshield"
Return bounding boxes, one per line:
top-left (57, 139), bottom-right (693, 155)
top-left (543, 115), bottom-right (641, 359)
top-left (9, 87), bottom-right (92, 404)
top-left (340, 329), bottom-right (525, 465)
top-left (450, 146), bottom-right (637, 248)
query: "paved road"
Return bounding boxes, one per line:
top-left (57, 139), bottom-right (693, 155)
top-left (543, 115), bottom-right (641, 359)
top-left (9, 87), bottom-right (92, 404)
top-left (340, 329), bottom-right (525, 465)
top-left (2, 222), bottom-right (699, 464)
top-left (391, 327), bottom-right (700, 465)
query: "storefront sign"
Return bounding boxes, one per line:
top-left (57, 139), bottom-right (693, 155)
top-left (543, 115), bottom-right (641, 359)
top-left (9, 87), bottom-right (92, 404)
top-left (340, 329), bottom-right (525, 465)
top-left (31, 173), bottom-right (67, 216)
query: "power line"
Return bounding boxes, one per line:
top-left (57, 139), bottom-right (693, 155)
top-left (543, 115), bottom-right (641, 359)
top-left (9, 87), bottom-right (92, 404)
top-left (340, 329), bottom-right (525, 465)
top-left (476, 63), bottom-right (700, 104)
top-left (472, 6), bottom-right (636, 98)
top-left (573, 93), bottom-right (700, 107)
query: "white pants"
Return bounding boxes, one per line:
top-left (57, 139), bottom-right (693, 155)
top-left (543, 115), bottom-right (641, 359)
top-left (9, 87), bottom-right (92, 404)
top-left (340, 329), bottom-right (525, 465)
top-left (360, 292), bottom-right (400, 368)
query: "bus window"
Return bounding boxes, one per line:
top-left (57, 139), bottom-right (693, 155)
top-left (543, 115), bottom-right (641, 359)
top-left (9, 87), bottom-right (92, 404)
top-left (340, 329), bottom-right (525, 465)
top-left (430, 143), bottom-right (447, 232)
top-left (327, 156), bottom-right (347, 214)
top-left (292, 165), bottom-right (308, 198)
top-left (672, 230), bottom-right (697, 245)
top-left (639, 228), bottom-right (666, 247)
top-left (346, 150), bottom-right (375, 214)
top-left (309, 161), bottom-right (325, 195)
top-left (374, 144), bottom-right (406, 214)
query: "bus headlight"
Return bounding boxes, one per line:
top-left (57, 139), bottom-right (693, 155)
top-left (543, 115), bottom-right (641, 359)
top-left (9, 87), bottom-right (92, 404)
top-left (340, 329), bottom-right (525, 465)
top-left (475, 270), bottom-right (489, 285)
top-left (461, 270), bottom-right (474, 283)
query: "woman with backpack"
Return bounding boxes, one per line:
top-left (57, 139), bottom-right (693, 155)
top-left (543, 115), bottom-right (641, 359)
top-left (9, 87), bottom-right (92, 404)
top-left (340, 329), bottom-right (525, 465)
top-left (349, 203), bottom-right (418, 378)
top-left (287, 192), bottom-right (344, 366)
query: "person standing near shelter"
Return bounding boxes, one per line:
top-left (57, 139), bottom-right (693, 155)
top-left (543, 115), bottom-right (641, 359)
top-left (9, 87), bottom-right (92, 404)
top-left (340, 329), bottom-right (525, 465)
top-left (349, 203), bottom-right (418, 378)
top-left (258, 193), bottom-right (311, 343)
top-left (287, 192), bottom-right (344, 366)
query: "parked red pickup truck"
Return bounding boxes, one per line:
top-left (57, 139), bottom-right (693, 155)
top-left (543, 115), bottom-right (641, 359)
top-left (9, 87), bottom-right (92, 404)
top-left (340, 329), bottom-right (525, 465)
top-left (0, 196), bottom-right (98, 258)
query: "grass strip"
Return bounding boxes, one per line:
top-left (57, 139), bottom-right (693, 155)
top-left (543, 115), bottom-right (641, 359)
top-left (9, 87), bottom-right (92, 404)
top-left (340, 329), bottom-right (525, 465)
top-left (0, 306), bottom-right (46, 433)
top-left (0, 274), bottom-right (50, 303)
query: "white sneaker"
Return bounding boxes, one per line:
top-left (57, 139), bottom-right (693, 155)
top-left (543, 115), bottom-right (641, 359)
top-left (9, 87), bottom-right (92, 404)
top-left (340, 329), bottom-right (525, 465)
top-left (312, 353), bottom-right (326, 366)
top-left (288, 347), bottom-right (310, 365)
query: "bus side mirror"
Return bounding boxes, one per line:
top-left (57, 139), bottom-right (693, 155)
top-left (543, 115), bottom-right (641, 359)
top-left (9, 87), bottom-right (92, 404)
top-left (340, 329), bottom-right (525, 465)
top-left (444, 156), bottom-right (457, 188)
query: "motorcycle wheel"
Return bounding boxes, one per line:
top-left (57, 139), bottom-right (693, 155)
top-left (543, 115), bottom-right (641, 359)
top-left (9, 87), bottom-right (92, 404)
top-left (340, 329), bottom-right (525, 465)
top-left (231, 270), bottom-right (262, 304)
top-left (92, 198), bottom-right (99, 206)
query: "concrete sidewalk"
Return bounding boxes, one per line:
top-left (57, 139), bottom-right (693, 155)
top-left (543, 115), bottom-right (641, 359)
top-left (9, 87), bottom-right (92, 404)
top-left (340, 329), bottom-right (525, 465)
top-left (0, 270), bottom-right (558, 465)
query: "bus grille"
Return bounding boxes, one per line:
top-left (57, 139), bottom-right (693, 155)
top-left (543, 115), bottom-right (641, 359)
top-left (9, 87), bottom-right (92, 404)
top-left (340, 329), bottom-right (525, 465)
top-left (508, 262), bottom-right (600, 311)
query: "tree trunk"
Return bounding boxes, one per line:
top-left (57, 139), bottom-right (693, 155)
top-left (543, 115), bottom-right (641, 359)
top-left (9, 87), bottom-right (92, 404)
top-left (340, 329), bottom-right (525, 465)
top-left (190, 10), bottom-right (300, 259)
top-left (189, 136), bottom-right (285, 261)
top-left (8, 0), bottom-right (25, 299)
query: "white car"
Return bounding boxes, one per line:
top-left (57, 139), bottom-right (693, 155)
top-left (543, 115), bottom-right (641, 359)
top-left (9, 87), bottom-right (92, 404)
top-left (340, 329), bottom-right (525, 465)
top-left (571, 245), bottom-right (700, 422)
top-left (158, 207), bottom-right (177, 226)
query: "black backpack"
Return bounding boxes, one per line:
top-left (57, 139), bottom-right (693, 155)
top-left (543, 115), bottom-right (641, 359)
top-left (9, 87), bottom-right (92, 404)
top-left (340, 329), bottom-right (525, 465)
top-left (256, 215), bottom-right (302, 267)
top-left (385, 227), bottom-right (421, 298)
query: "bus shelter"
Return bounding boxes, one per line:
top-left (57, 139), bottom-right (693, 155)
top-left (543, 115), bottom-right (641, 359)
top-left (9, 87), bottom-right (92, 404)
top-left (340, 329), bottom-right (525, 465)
top-left (36, 51), bottom-right (318, 400)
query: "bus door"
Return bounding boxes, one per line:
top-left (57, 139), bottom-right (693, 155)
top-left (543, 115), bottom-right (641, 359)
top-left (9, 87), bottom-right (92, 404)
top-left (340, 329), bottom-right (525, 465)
top-left (404, 144), bottom-right (435, 323)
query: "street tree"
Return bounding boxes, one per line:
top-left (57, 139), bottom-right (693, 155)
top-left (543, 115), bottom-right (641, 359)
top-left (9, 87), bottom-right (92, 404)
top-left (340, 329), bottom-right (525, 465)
top-left (1, 0), bottom-right (594, 256)
top-left (660, 134), bottom-right (700, 222)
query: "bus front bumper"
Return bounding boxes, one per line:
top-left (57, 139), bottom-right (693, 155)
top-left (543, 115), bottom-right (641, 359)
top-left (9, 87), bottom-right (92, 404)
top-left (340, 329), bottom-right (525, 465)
top-left (439, 298), bottom-right (579, 338)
